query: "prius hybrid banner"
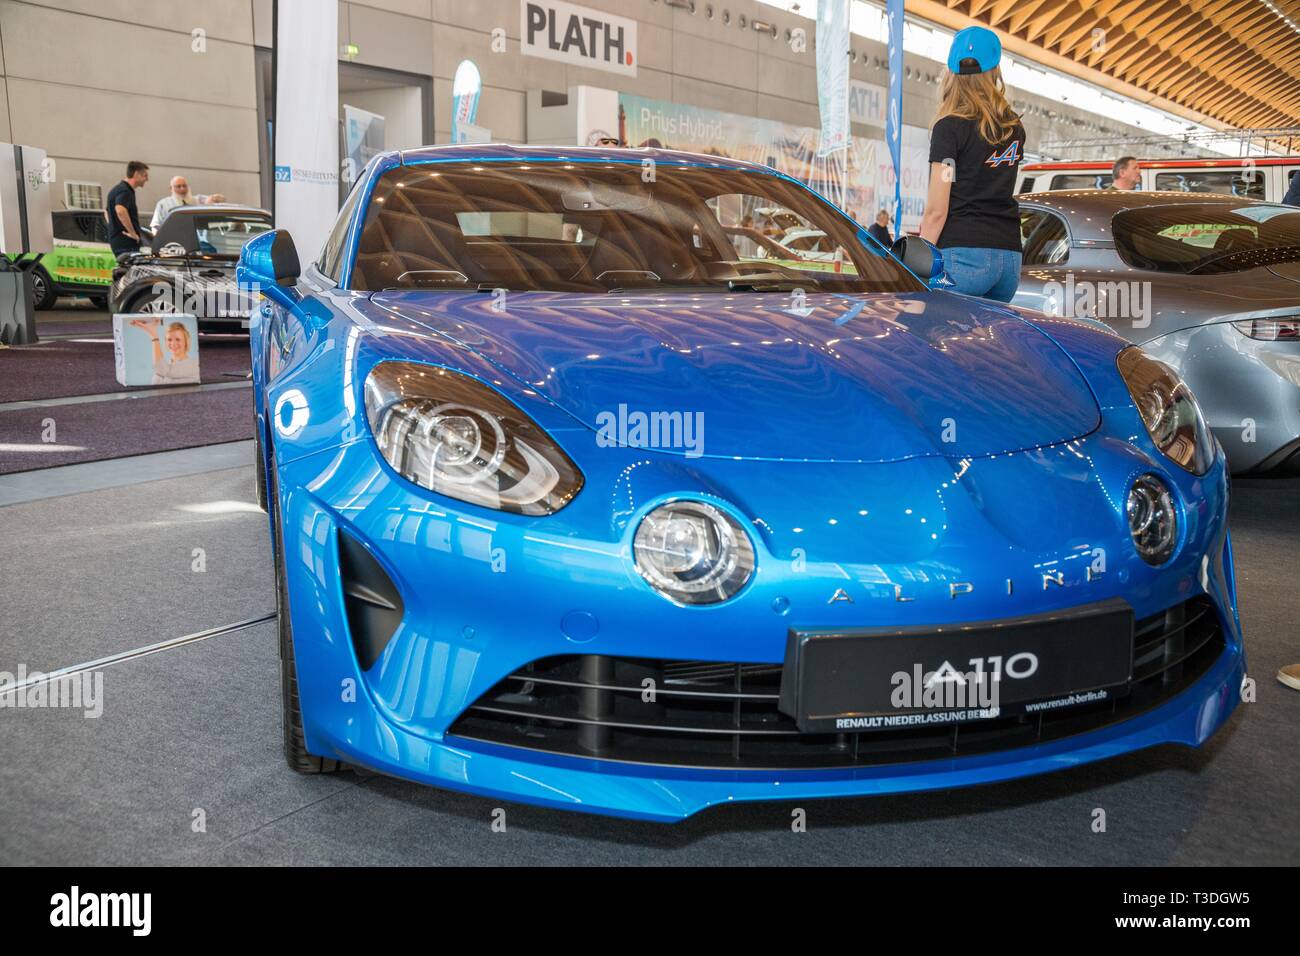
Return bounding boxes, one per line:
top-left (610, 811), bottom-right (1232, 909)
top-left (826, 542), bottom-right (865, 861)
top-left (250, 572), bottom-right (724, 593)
top-left (274, 0), bottom-right (339, 261)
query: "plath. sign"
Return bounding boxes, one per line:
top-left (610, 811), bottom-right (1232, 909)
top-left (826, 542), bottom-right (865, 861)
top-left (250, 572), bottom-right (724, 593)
top-left (521, 0), bottom-right (637, 77)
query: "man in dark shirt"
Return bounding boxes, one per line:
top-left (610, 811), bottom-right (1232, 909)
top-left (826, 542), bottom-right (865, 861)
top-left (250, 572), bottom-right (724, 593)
top-left (1283, 171), bottom-right (1300, 208)
top-left (106, 161), bottom-right (150, 259)
top-left (866, 209), bottom-right (893, 248)
top-left (1109, 156), bottom-right (1140, 191)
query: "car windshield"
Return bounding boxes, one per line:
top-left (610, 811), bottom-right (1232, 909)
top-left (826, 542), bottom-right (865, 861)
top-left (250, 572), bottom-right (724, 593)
top-left (350, 161), bottom-right (921, 294)
top-left (1112, 202), bottom-right (1300, 274)
top-left (192, 214), bottom-right (273, 255)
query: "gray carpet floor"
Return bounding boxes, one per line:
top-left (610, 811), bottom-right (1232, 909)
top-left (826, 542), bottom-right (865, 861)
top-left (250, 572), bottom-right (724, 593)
top-left (0, 464), bottom-right (1296, 865)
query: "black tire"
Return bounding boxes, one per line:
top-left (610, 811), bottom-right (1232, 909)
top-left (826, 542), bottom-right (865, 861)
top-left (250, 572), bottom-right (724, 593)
top-left (269, 439), bottom-right (343, 774)
top-left (253, 420), bottom-right (268, 513)
top-left (128, 285), bottom-right (179, 315)
top-left (29, 266), bottom-right (56, 310)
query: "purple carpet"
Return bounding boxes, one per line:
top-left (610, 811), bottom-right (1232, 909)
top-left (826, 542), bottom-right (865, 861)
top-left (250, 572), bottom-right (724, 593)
top-left (34, 319), bottom-right (119, 338)
top-left (0, 337), bottom-right (251, 403)
top-left (0, 386), bottom-right (255, 474)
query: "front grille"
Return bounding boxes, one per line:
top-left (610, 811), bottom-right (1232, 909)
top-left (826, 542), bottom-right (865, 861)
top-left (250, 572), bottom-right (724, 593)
top-left (447, 597), bottom-right (1226, 770)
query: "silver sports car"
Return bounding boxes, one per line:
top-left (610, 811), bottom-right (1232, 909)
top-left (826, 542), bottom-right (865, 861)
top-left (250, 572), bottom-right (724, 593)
top-left (1012, 190), bottom-right (1300, 475)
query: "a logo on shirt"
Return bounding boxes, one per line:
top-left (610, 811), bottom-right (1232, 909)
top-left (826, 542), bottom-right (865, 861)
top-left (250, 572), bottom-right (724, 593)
top-left (985, 141), bottom-right (1021, 168)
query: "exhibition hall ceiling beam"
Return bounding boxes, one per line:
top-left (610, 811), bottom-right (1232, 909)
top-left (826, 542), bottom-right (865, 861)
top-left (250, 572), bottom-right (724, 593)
top-left (910, 0), bottom-right (1300, 131)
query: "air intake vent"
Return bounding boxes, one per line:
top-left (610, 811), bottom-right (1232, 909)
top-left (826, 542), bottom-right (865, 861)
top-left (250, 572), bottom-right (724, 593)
top-left (337, 530), bottom-right (404, 671)
top-left (448, 597), bottom-right (1225, 770)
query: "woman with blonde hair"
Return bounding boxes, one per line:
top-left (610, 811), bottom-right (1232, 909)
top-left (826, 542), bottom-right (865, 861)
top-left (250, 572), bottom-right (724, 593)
top-left (129, 317), bottom-right (200, 384)
top-left (917, 26), bottom-right (1026, 302)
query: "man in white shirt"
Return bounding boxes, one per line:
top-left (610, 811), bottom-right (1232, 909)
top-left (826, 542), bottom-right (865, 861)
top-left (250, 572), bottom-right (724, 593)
top-left (150, 176), bottom-right (225, 231)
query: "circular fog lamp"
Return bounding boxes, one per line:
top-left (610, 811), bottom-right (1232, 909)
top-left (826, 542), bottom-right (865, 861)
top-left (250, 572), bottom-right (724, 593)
top-left (1126, 474), bottom-right (1178, 566)
top-left (634, 501), bottom-right (755, 605)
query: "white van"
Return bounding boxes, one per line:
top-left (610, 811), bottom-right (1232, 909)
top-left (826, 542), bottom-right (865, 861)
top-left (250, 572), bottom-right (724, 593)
top-left (1016, 157), bottom-right (1300, 203)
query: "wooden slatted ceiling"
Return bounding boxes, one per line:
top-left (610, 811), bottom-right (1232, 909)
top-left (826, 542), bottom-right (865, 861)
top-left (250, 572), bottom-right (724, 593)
top-left (926, 0), bottom-right (1300, 129)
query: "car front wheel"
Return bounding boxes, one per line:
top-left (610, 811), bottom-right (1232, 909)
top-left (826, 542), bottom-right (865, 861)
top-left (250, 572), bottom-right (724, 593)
top-left (130, 287), bottom-right (178, 314)
top-left (268, 437), bottom-right (343, 775)
top-left (29, 266), bottom-right (56, 310)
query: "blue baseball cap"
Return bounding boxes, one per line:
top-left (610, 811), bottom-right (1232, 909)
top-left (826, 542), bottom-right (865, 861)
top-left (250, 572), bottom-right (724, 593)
top-left (948, 26), bottom-right (1001, 74)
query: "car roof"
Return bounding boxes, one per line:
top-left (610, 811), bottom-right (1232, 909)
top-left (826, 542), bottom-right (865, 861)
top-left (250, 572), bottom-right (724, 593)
top-left (392, 142), bottom-right (773, 174)
top-left (163, 203), bottom-right (270, 217)
top-left (1022, 157), bottom-right (1300, 171)
top-left (1014, 189), bottom-right (1285, 242)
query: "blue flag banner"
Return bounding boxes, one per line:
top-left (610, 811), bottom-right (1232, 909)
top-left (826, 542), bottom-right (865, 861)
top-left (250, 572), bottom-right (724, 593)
top-left (885, 0), bottom-right (905, 240)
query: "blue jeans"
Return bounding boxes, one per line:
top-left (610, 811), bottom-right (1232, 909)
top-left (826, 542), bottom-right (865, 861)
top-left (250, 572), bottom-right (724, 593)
top-left (941, 247), bottom-right (1023, 303)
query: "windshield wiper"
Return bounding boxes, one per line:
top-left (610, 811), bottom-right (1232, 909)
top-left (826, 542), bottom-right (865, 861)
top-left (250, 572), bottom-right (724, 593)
top-left (728, 274), bottom-right (807, 292)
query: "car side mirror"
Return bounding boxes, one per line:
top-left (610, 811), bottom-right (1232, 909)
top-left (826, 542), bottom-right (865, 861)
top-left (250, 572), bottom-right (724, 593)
top-left (238, 229), bottom-right (300, 289)
top-left (890, 235), bottom-right (947, 288)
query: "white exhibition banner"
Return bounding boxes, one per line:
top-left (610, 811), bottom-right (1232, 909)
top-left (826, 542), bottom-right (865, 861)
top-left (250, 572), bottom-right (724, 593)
top-left (521, 0), bottom-right (637, 77)
top-left (574, 86), bottom-right (620, 145)
top-left (816, 0), bottom-right (851, 157)
top-left (274, 0), bottom-right (339, 261)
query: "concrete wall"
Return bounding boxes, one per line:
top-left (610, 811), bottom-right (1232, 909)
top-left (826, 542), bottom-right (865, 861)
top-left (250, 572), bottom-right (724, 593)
top-left (0, 0), bottom-right (261, 213)
top-left (1, 0), bottom-right (1155, 215)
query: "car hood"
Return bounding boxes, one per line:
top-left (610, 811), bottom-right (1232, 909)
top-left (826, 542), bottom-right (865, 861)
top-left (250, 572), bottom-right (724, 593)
top-left (365, 290), bottom-right (1101, 463)
top-left (1266, 260), bottom-right (1300, 287)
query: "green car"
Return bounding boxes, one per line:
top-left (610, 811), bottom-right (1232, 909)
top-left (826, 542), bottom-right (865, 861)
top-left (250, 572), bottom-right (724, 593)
top-left (7, 210), bottom-right (117, 309)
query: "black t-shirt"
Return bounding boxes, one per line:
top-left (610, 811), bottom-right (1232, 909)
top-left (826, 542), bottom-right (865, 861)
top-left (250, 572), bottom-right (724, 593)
top-left (866, 222), bottom-right (892, 248)
top-left (105, 180), bottom-right (140, 242)
top-left (928, 115), bottom-right (1025, 252)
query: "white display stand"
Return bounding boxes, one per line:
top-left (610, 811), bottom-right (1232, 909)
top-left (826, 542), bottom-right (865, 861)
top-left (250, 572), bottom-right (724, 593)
top-left (0, 142), bottom-right (53, 255)
top-left (113, 313), bottom-right (201, 387)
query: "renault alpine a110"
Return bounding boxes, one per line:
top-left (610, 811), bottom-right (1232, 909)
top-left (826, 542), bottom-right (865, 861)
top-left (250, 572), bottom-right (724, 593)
top-left (238, 145), bottom-right (1244, 821)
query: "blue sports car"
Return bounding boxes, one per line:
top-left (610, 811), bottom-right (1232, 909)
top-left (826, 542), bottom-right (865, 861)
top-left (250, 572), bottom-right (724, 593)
top-left (238, 145), bottom-right (1245, 822)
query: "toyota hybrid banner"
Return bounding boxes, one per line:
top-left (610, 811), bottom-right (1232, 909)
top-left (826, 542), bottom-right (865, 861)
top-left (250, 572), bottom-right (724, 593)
top-left (274, 0), bottom-right (340, 260)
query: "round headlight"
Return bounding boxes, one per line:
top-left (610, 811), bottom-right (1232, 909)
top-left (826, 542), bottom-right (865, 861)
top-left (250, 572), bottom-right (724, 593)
top-left (634, 501), bottom-right (755, 605)
top-left (1126, 474), bottom-right (1178, 566)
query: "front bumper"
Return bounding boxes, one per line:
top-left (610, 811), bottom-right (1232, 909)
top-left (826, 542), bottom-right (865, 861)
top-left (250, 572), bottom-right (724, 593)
top-left (308, 638), bottom-right (1243, 822)
top-left (273, 424), bottom-right (1244, 821)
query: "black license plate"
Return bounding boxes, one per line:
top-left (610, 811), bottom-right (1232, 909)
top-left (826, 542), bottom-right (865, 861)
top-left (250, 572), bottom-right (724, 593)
top-left (779, 598), bottom-right (1134, 733)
